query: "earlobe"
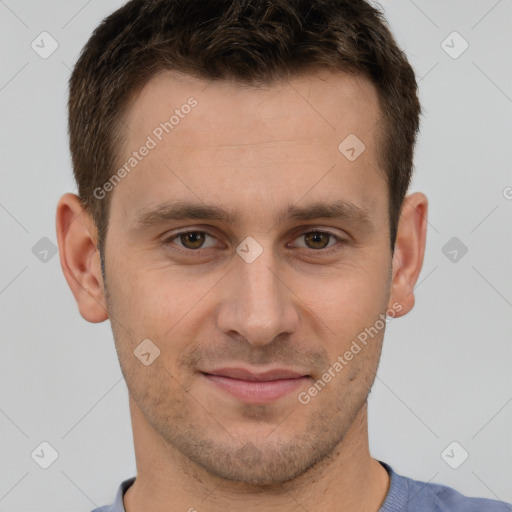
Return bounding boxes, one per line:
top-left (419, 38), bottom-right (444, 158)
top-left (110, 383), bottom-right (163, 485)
top-left (387, 192), bottom-right (428, 318)
top-left (55, 193), bottom-right (109, 323)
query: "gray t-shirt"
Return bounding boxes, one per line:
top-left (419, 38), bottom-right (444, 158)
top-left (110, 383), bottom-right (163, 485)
top-left (91, 460), bottom-right (512, 511)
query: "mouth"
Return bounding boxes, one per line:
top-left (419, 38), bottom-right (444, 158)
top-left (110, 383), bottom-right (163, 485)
top-left (200, 367), bottom-right (312, 404)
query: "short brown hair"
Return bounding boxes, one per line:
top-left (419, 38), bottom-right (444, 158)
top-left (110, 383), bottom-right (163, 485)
top-left (68, 0), bottom-right (421, 256)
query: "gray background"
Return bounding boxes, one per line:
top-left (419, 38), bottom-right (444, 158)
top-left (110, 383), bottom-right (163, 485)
top-left (1, 0), bottom-right (511, 510)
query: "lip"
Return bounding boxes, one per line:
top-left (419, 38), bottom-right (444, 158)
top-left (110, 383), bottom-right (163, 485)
top-left (204, 367), bottom-right (308, 381)
top-left (201, 367), bottom-right (311, 404)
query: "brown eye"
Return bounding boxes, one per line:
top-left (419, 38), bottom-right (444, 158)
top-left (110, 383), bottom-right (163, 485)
top-left (292, 230), bottom-right (341, 252)
top-left (178, 231), bottom-right (207, 249)
top-left (303, 231), bottom-right (332, 250)
top-left (163, 230), bottom-right (218, 252)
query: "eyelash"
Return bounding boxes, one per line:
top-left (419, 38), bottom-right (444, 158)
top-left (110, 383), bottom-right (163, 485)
top-left (161, 229), bottom-right (345, 257)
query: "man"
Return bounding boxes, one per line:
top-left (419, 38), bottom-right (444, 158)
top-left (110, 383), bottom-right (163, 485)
top-left (55, 0), bottom-right (511, 511)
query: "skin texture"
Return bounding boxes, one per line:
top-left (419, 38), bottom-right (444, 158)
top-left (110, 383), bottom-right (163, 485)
top-left (56, 69), bottom-right (428, 512)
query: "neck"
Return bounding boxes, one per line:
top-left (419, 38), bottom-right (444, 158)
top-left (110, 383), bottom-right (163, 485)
top-left (124, 397), bottom-right (389, 512)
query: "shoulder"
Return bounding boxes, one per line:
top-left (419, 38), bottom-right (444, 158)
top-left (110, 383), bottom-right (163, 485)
top-left (89, 476), bottom-right (136, 512)
top-left (408, 478), bottom-right (512, 511)
top-left (380, 461), bottom-right (512, 512)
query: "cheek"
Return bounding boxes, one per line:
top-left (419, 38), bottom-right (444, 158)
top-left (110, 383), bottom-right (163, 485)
top-left (317, 257), bottom-right (390, 320)
top-left (108, 257), bottom-right (189, 321)
top-left (108, 261), bottom-right (218, 360)
top-left (308, 258), bottom-right (390, 369)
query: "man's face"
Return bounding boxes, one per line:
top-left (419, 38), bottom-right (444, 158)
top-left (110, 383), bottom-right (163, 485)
top-left (103, 69), bottom-right (394, 485)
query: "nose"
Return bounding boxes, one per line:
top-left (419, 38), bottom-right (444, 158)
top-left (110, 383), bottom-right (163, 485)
top-left (216, 246), bottom-right (299, 348)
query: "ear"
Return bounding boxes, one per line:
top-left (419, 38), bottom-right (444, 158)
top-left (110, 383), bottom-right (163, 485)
top-left (387, 192), bottom-right (428, 317)
top-left (55, 193), bottom-right (108, 323)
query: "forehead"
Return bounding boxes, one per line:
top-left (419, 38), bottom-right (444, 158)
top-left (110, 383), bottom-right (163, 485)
top-left (111, 68), bottom-right (386, 229)
top-left (123, 68), bottom-right (381, 148)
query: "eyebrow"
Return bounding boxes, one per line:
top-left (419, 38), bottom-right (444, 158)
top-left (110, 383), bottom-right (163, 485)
top-left (132, 198), bottom-right (373, 232)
